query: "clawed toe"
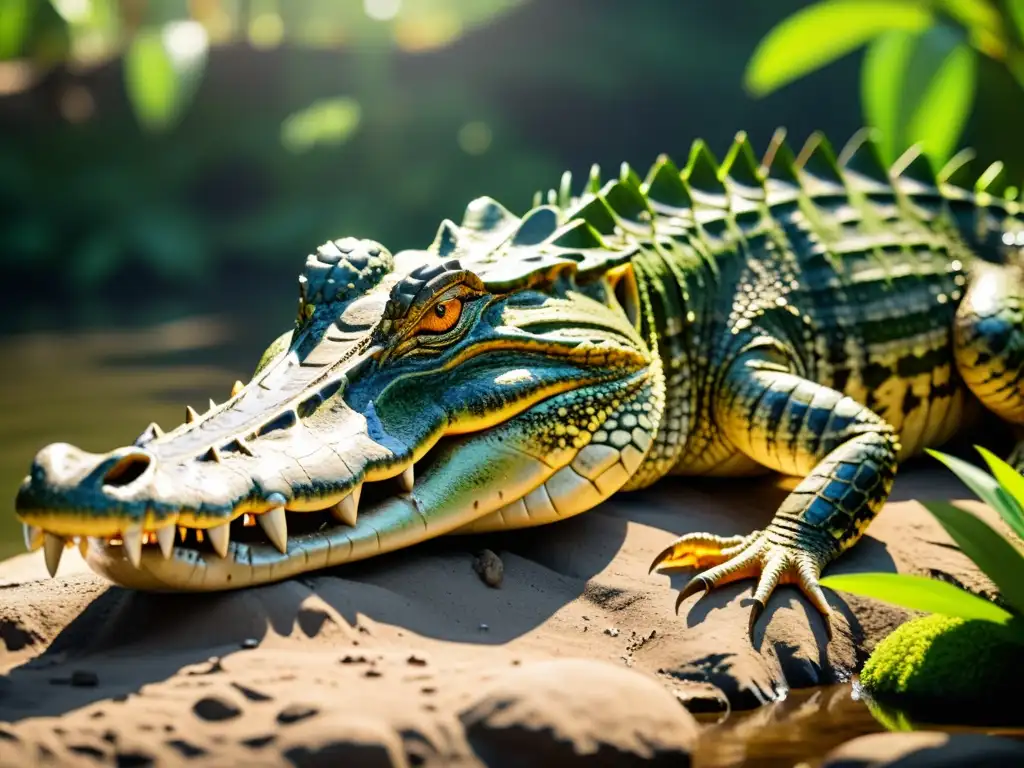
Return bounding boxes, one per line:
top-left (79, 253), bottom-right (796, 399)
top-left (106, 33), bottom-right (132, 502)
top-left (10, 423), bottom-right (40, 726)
top-left (661, 533), bottom-right (835, 640)
top-left (649, 531), bottom-right (752, 574)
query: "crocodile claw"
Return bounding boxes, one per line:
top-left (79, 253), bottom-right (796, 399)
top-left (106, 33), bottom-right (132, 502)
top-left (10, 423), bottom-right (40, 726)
top-left (653, 529), bottom-right (834, 640)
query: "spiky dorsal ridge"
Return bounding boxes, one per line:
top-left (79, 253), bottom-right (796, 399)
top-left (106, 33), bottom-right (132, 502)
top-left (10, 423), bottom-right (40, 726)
top-left (430, 129), bottom-right (1022, 289)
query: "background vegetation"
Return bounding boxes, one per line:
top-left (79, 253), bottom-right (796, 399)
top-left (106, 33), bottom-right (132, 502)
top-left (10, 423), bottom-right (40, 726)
top-left (3, 0), bottom-right (1024, 334)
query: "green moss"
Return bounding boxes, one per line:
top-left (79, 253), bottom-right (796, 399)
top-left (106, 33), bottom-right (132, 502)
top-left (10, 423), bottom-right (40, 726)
top-left (861, 614), bottom-right (1024, 722)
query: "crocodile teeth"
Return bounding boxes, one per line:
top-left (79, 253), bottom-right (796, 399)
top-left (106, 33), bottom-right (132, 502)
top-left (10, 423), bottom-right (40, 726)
top-left (231, 380), bottom-right (245, 397)
top-left (209, 398), bottom-right (218, 411)
top-left (258, 506), bottom-right (288, 553)
top-left (43, 532), bottom-right (65, 577)
top-left (185, 405), bottom-right (200, 424)
top-left (208, 522), bottom-right (230, 558)
top-left (155, 525), bottom-right (175, 559)
top-left (398, 466), bottom-right (414, 493)
top-left (331, 485), bottom-right (361, 527)
top-left (232, 437), bottom-right (254, 457)
top-left (77, 537), bottom-right (89, 558)
top-left (23, 523), bottom-right (42, 552)
top-left (122, 524), bottom-right (143, 567)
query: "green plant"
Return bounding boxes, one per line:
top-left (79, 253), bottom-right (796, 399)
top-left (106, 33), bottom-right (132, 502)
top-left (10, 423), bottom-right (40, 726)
top-left (821, 447), bottom-right (1024, 628)
top-left (745, 0), bottom-right (1024, 165)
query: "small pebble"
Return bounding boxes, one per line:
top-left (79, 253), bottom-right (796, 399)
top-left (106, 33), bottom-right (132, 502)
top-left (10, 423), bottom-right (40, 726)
top-left (365, 669), bottom-right (382, 678)
top-left (472, 549), bottom-right (504, 588)
top-left (604, 627), bottom-right (620, 637)
top-left (407, 654), bottom-right (428, 667)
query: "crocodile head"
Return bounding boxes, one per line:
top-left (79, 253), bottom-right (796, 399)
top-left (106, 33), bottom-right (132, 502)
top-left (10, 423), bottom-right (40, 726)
top-left (14, 196), bottom-right (664, 590)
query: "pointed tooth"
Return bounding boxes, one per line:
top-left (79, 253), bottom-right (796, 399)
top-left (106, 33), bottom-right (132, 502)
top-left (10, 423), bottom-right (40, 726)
top-left (202, 446), bottom-right (222, 463)
top-left (23, 523), bottom-right (42, 552)
top-left (77, 537), bottom-right (89, 558)
top-left (231, 380), bottom-right (245, 397)
top-left (43, 533), bottom-right (65, 576)
top-left (209, 398), bottom-right (218, 411)
top-left (207, 522), bottom-right (231, 558)
top-left (258, 506), bottom-right (288, 553)
top-left (331, 486), bottom-right (361, 527)
top-left (156, 525), bottom-right (175, 559)
top-left (122, 524), bottom-right (143, 567)
top-left (398, 465), bottom-right (414, 493)
top-left (185, 405), bottom-right (199, 424)
top-left (135, 421), bottom-right (164, 445)
top-left (233, 437), bottom-right (254, 457)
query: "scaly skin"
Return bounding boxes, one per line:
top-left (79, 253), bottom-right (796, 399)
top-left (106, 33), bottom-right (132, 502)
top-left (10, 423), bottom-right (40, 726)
top-left (13, 129), bottom-right (1024, 636)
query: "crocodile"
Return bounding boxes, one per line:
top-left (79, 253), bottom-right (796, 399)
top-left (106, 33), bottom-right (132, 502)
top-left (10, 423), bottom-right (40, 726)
top-left (13, 128), bottom-right (1024, 633)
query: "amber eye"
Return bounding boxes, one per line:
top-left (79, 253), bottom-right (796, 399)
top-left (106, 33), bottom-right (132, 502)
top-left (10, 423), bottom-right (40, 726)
top-left (417, 298), bottom-right (463, 334)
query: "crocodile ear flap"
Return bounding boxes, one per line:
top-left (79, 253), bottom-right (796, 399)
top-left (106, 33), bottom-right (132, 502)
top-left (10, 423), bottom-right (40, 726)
top-left (605, 262), bottom-right (641, 331)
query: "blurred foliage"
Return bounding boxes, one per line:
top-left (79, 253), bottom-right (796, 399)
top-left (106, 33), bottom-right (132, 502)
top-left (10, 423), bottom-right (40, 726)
top-left (747, 0), bottom-right (1024, 164)
top-left (0, 0), bottom-right (1022, 303)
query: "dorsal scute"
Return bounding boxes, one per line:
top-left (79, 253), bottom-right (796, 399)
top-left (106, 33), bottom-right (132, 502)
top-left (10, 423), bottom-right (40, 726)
top-left (568, 193), bottom-right (619, 235)
top-left (643, 154), bottom-right (693, 211)
top-left (837, 128), bottom-right (891, 192)
top-left (430, 219), bottom-right (462, 258)
top-left (599, 178), bottom-right (652, 226)
top-left (511, 205), bottom-right (561, 246)
top-left (461, 195), bottom-right (516, 233)
top-left (682, 139), bottom-right (727, 202)
top-left (795, 131), bottom-right (846, 193)
top-left (891, 144), bottom-right (939, 194)
top-left (720, 131), bottom-right (765, 198)
top-left (548, 218), bottom-right (607, 250)
top-left (976, 160), bottom-right (1007, 197)
top-left (558, 170), bottom-right (574, 209)
top-left (619, 162), bottom-right (644, 191)
top-left (761, 128), bottom-right (801, 191)
top-left (937, 147), bottom-right (976, 191)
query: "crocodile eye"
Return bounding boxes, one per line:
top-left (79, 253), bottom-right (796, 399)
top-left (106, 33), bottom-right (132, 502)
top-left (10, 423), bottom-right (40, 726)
top-left (417, 298), bottom-right (462, 334)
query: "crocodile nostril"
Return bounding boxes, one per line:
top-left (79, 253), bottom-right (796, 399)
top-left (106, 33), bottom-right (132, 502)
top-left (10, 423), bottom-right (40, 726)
top-left (102, 454), bottom-right (152, 488)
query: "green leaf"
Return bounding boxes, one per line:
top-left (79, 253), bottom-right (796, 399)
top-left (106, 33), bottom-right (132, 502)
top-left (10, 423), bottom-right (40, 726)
top-left (1009, 0), bottom-right (1024, 43)
top-left (928, 449), bottom-right (1024, 538)
top-left (862, 25), bottom-right (976, 164)
top-left (922, 500), bottom-right (1024, 616)
top-left (745, 0), bottom-right (933, 96)
top-left (124, 21), bottom-right (208, 132)
top-left (976, 446), bottom-right (1024, 532)
top-left (821, 572), bottom-right (1014, 623)
top-left (0, 0), bottom-right (31, 59)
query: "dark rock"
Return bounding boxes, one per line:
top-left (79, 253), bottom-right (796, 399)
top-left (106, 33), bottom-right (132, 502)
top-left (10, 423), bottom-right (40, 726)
top-left (460, 659), bottom-right (697, 766)
top-left (822, 732), bottom-right (1024, 767)
top-left (472, 549), bottom-right (503, 588)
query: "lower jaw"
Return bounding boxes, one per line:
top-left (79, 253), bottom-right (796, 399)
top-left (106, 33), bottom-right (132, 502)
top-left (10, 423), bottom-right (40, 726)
top-left (84, 493), bottom-right (446, 591)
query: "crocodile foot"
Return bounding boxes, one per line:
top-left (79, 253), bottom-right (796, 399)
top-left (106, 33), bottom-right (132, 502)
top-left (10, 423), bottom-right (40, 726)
top-left (650, 530), bottom-right (833, 639)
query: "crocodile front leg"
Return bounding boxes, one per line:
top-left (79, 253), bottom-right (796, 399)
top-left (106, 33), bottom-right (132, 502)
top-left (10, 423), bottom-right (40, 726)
top-left (651, 346), bottom-right (900, 633)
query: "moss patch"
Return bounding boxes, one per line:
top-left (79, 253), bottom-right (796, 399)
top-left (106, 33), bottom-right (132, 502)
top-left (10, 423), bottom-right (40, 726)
top-left (861, 614), bottom-right (1024, 723)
